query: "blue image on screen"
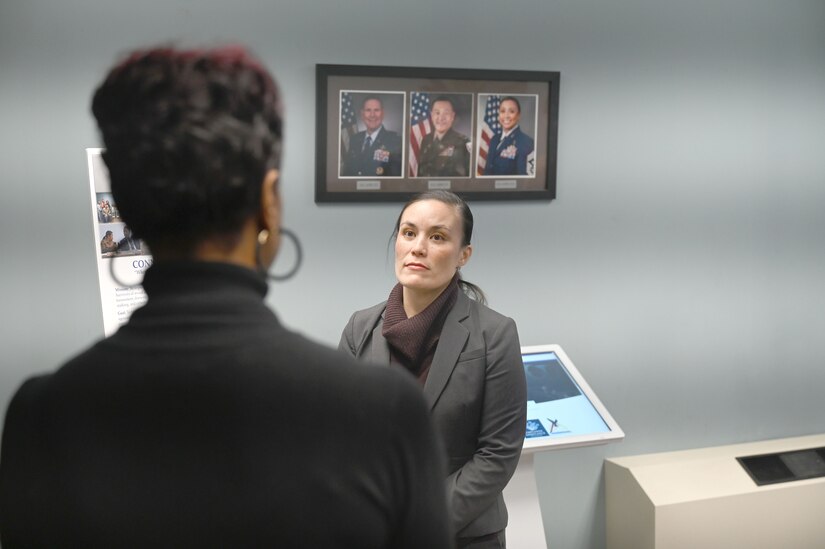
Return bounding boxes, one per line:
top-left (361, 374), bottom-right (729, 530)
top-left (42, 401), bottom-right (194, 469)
top-left (523, 352), bottom-right (610, 440)
top-left (525, 419), bottom-right (549, 439)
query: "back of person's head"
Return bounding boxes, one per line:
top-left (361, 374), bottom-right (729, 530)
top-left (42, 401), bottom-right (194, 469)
top-left (91, 46), bottom-right (283, 255)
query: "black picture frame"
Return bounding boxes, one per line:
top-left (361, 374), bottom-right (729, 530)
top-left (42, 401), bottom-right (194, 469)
top-left (315, 64), bottom-right (560, 203)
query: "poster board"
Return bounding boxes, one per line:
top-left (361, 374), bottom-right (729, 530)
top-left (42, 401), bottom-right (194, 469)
top-left (86, 148), bottom-right (149, 336)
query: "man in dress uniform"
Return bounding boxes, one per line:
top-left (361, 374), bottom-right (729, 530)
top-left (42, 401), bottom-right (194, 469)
top-left (417, 96), bottom-right (471, 178)
top-left (342, 96), bottom-right (402, 177)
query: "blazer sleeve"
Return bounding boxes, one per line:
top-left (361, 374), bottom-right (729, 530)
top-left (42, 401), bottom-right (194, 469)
top-left (338, 312), bottom-right (358, 357)
top-left (339, 303), bottom-right (386, 359)
top-left (446, 315), bottom-right (527, 534)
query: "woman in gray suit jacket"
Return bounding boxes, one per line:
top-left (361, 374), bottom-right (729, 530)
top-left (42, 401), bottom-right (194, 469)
top-left (340, 190), bottom-right (527, 549)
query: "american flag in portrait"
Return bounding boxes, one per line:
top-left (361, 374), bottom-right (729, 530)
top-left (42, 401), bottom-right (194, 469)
top-left (340, 92), bottom-right (358, 158)
top-left (408, 92), bottom-right (433, 177)
top-left (477, 95), bottom-right (501, 175)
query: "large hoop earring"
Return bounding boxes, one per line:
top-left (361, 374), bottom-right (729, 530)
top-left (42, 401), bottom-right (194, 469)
top-left (258, 226), bottom-right (303, 282)
top-left (108, 255), bottom-right (143, 288)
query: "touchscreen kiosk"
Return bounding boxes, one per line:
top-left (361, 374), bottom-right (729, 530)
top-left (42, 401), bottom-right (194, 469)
top-left (521, 344), bottom-right (624, 450)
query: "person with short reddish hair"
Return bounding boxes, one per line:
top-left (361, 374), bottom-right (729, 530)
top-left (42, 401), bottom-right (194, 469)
top-left (0, 45), bottom-right (451, 549)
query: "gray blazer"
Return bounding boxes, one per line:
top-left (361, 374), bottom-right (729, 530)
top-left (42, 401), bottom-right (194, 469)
top-left (340, 291), bottom-right (527, 538)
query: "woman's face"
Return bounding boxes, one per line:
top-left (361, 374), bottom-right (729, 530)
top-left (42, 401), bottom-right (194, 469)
top-left (498, 99), bottom-right (521, 132)
top-left (395, 199), bottom-right (471, 298)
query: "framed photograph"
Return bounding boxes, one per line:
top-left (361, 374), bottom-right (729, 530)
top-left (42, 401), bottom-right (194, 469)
top-left (316, 64), bottom-right (560, 203)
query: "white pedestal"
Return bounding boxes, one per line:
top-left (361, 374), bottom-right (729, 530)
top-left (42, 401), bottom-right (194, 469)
top-left (503, 452), bottom-right (547, 548)
top-left (605, 434), bottom-right (825, 549)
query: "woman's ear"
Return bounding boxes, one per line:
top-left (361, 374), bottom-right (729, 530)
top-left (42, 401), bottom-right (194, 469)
top-left (458, 244), bottom-right (473, 267)
top-left (259, 169), bottom-right (281, 233)
top-left (255, 169), bottom-right (282, 269)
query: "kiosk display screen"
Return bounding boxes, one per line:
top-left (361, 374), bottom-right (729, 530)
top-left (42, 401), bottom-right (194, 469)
top-left (521, 344), bottom-right (624, 450)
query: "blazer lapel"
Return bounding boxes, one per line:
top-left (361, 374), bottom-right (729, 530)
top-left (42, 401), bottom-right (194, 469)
top-left (369, 313), bottom-right (391, 366)
top-left (423, 292), bottom-right (471, 410)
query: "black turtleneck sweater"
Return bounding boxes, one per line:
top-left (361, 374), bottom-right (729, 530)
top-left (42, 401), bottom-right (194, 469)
top-left (0, 261), bottom-right (450, 549)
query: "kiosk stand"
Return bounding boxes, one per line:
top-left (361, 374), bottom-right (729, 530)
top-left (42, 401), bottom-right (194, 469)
top-left (503, 452), bottom-right (546, 548)
top-left (504, 345), bottom-right (625, 548)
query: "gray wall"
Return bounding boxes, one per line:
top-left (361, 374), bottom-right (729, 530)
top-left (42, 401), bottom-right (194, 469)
top-left (2, 1), bottom-right (824, 547)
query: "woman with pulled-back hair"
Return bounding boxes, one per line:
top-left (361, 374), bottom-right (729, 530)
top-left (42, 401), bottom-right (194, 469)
top-left (340, 190), bottom-right (527, 549)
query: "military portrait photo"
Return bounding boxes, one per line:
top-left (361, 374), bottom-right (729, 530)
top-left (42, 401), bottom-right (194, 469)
top-left (477, 94), bottom-right (538, 177)
top-left (339, 91), bottom-right (404, 178)
top-left (409, 92), bottom-right (473, 178)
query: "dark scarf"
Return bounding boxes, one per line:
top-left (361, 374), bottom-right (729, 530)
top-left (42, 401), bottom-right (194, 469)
top-left (382, 274), bottom-right (459, 384)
